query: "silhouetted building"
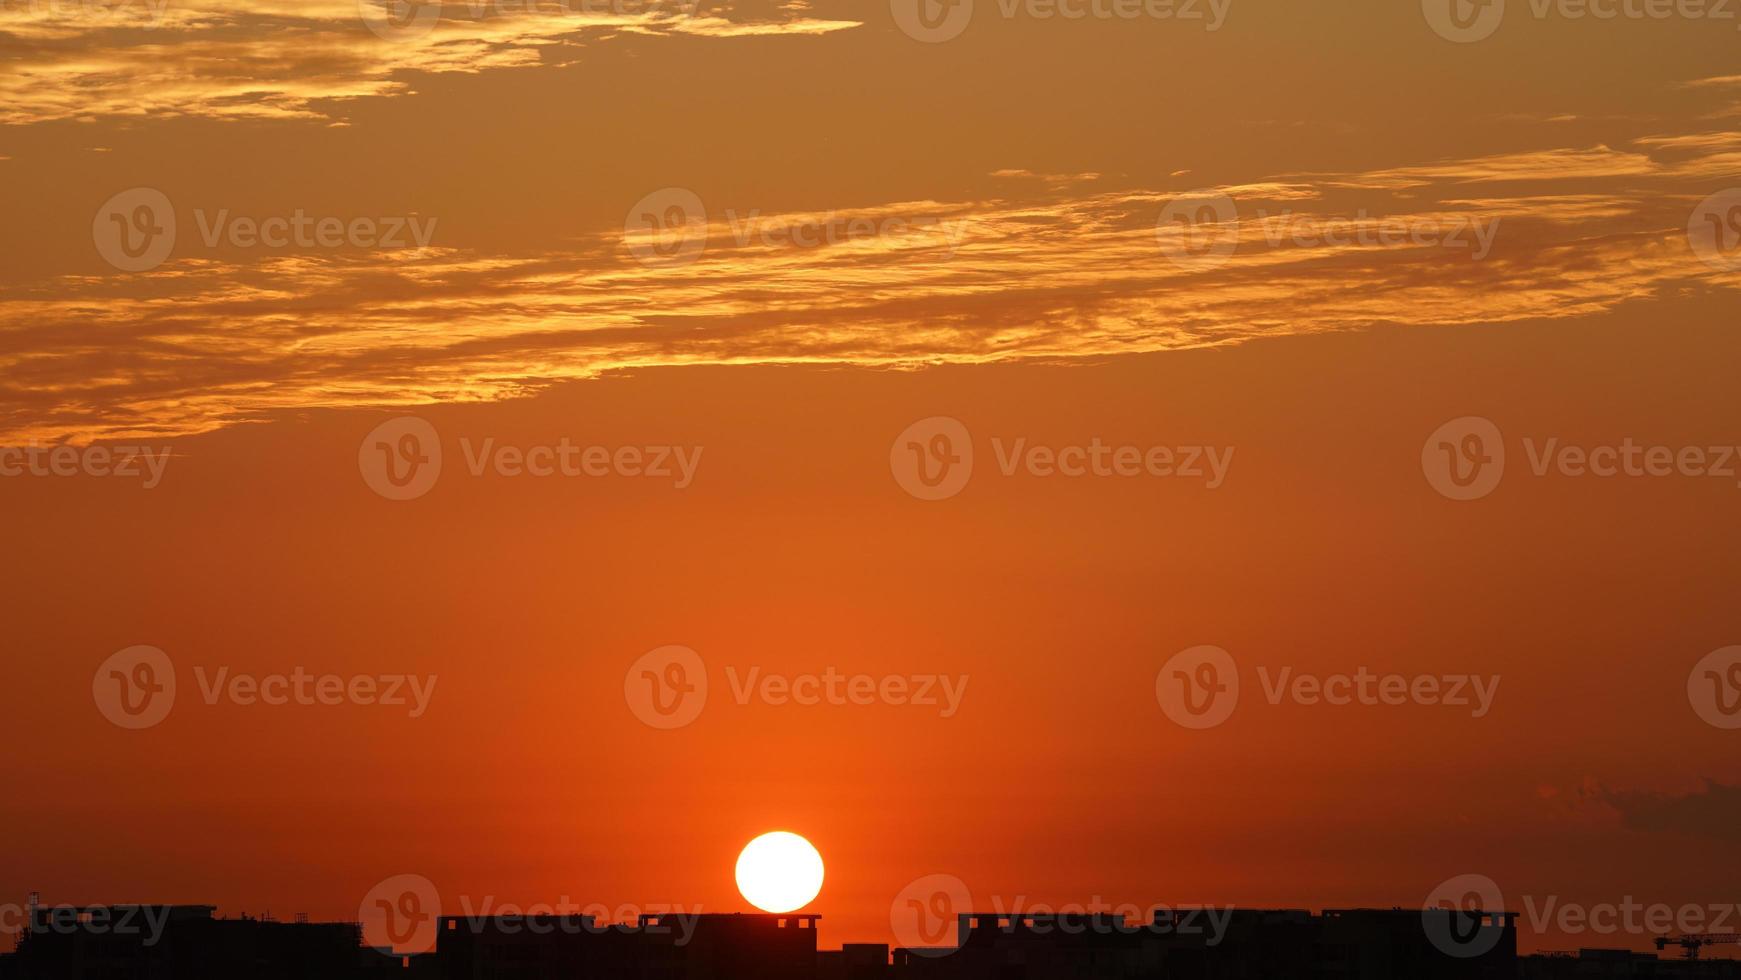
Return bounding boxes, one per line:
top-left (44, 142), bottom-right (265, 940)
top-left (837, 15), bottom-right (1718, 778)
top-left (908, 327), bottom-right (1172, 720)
top-left (1520, 949), bottom-right (1741, 978)
top-left (5, 901), bottom-right (384, 980)
top-left (893, 908), bottom-right (1518, 979)
top-left (434, 911), bottom-right (818, 980)
top-left (895, 912), bottom-right (1150, 979)
top-left (14, 894), bottom-right (1740, 979)
top-left (820, 943), bottom-right (891, 980)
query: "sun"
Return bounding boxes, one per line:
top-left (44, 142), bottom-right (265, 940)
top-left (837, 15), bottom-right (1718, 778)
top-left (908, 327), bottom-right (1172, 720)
top-left (735, 831), bottom-right (824, 913)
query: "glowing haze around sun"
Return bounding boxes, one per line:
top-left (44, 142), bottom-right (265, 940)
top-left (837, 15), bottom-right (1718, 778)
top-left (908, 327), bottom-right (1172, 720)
top-left (735, 832), bottom-right (824, 913)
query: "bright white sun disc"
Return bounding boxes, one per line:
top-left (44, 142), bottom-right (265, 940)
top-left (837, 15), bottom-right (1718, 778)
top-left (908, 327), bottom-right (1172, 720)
top-left (735, 831), bottom-right (824, 913)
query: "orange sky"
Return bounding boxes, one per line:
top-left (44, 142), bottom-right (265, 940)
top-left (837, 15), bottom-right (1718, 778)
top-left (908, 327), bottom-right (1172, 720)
top-left (2, 0), bottom-right (1740, 959)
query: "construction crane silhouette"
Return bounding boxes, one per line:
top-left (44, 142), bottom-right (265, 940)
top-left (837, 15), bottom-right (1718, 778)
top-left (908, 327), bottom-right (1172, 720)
top-left (1655, 933), bottom-right (1741, 960)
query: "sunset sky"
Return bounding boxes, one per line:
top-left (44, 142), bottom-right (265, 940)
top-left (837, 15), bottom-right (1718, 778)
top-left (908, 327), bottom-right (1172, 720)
top-left (2, 0), bottom-right (1740, 959)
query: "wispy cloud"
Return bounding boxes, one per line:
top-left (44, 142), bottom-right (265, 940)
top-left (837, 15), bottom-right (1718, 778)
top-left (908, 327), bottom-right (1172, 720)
top-left (0, 0), bottom-right (860, 125)
top-left (6, 130), bottom-right (1740, 444)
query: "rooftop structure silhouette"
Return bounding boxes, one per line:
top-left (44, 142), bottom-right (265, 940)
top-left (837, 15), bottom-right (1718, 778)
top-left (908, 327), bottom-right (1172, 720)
top-left (3, 897), bottom-right (1738, 979)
